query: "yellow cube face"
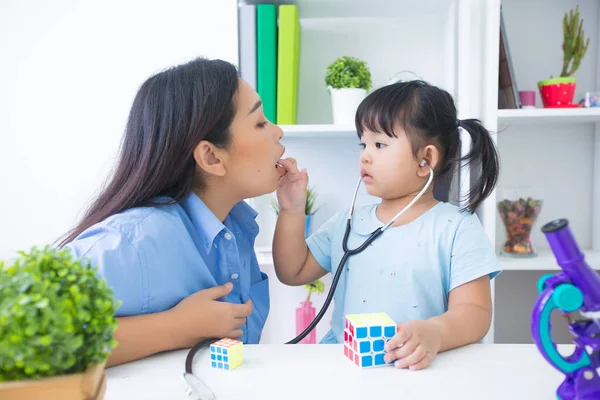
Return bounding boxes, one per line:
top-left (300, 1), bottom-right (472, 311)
top-left (210, 338), bottom-right (244, 371)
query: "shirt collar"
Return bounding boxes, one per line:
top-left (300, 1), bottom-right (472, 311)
top-left (350, 204), bottom-right (381, 236)
top-left (181, 192), bottom-right (259, 253)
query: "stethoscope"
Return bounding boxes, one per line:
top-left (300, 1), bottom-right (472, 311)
top-left (183, 161), bottom-right (435, 400)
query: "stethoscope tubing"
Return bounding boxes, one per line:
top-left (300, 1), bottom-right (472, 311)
top-left (184, 165), bottom-right (434, 399)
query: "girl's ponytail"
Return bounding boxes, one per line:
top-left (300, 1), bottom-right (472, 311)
top-left (457, 118), bottom-right (499, 213)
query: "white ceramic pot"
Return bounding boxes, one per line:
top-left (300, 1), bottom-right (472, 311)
top-left (328, 87), bottom-right (367, 125)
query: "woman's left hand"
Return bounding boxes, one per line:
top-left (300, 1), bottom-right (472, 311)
top-left (383, 320), bottom-right (443, 370)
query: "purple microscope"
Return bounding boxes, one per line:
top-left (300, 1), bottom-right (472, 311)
top-left (532, 218), bottom-right (600, 400)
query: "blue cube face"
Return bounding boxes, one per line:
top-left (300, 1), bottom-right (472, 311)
top-left (384, 326), bottom-right (396, 338)
top-left (223, 349), bottom-right (228, 355)
top-left (211, 361), bottom-right (216, 368)
top-left (217, 355), bottom-right (222, 361)
top-left (370, 326), bottom-right (382, 337)
top-left (361, 355), bottom-right (373, 367)
top-left (373, 339), bottom-right (384, 352)
top-left (374, 353), bottom-right (386, 365)
top-left (210, 346), bottom-right (216, 353)
top-left (224, 356), bottom-right (229, 362)
top-left (211, 354), bottom-right (216, 360)
top-left (218, 362), bottom-right (223, 369)
top-left (359, 341), bottom-right (370, 354)
top-left (356, 327), bottom-right (368, 339)
top-left (217, 347), bottom-right (222, 354)
top-left (225, 364), bottom-right (229, 370)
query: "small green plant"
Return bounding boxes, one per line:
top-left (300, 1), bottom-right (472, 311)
top-left (0, 246), bottom-right (120, 382)
top-left (325, 56), bottom-right (372, 90)
top-left (559, 5), bottom-right (590, 77)
top-left (271, 186), bottom-right (320, 216)
top-left (303, 279), bottom-right (325, 303)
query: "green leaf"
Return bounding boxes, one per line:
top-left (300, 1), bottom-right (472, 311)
top-left (303, 279), bottom-right (325, 294)
top-left (325, 56), bottom-right (372, 90)
top-left (0, 245), bottom-right (119, 381)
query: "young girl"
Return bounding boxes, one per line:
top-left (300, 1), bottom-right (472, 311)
top-left (59, 57), bottom-right (288, 366)
top-left (273, 80), bottom-right (501, 370)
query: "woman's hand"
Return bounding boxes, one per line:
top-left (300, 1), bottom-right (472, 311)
top-left (168, 282), bottom-right (253, 348)
top-left (276, 157), bottom-right (308, 214)
top-left (384, 320), bottom-right (443, 370)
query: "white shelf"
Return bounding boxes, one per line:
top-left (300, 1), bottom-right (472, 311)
top-left (281, 124), bottom-right (356, 138)
top-left (255, 247), bottom-right (274, 266)
top-left (258, 247), bottom-right (600, 272)
top-left (499, 249), bottom-right (600, 271)
top-left (239, 0), bottom-right (455, 19)
top-left (497, 108), bottom-right (600, 125)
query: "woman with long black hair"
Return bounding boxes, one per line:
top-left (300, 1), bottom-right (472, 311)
top-left (60, 57), bottom-right (289, 367)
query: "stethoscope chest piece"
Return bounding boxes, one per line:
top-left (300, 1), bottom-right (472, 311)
top-left (184, 372), bottom-right (216, 400)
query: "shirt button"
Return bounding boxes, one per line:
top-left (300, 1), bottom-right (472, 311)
top-left (224, 232), bottom-right (233, 240)
top-left (231, 273), bottom-right (239, 280)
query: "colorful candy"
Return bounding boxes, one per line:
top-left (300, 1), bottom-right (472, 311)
top-left (497, 197), bottom-right (543, 257)
top-left (578, 92), bottom-right (600, 108)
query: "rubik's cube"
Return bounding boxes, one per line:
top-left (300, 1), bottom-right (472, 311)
top-left (343, 312), bottom-right (397, 368)
top-left (210, 338), bottom-right (243, 370)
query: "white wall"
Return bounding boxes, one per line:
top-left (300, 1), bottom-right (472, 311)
top-left (0, 0), bottom-right (238, 259)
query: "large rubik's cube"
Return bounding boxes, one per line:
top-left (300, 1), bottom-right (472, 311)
top-left (344, 312), bottom-right (397, 368)
top-left (210, 338), bottom-right (243, 370)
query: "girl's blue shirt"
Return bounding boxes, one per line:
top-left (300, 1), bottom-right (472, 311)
top-left (306, 201), bottom-right (501, 344)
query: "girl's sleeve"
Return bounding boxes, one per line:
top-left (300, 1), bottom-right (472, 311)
top-left (64, 227), bottom-right (148, 317)
top-left (306, 210), bottom-right (346, 272)
top-left (449, 212), bottom-right (502, 291)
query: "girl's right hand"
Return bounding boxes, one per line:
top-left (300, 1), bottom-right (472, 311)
top-left (276, 157), bottom-right (308, 214)
top-left (168, 282), bottom-right (253, 348)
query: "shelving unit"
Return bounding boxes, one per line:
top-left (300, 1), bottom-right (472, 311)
top-left (499, 250), bottom-right (600, 271)
top-left (498, 107), bottom-right (600, 125)
top-left (237, 0), bottom-right (600, 346)
top-left (490, 0), bottom-right (600, 345)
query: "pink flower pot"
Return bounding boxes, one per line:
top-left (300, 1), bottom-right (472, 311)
top-left (296, 301), bottom-right (316, 344)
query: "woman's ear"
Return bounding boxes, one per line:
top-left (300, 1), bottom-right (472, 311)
top-left (193, 140), bottom-right (227, 177)
top-left (417, 145), bottom-right (439, 176)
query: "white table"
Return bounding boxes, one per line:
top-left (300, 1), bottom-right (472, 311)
top-left (105, 343), bottom-right (565, 400)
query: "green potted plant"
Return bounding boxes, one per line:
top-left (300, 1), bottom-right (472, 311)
top-left (271, 185), bottom-right (320, 238)
top-left (325, 56), bottom-right (372, 124)
top-left (296, 279), bottom-right (325, 344)
top-left (0, 246), bottom-right (120, 400)
top-left (538, 5), bottom-right (589, 108)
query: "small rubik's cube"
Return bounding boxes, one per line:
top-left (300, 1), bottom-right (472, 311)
top-left (210, 338), bottom-right (243, 370)
top-left (344, 312), bottom-right (397, 368)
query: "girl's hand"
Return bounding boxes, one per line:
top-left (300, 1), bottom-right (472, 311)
top-left (168, 282), bottom-right (253, 348)
top-left (276, 157), bottom-right (308, 214)
top-left (384, 320), bottom-right (443, 370)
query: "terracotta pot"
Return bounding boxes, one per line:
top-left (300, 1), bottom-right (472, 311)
top-left (537, 77), bottom-right (577, 108)
top-left (0, 362), bottom-right (107, 400)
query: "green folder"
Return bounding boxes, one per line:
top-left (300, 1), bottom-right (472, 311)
top-left (276, 5), bottom-right (301, 125)
top-left (256, 4), bottom-right (277, 123)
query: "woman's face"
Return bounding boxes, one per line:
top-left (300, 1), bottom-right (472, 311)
top-left (222, 78), bottom-right (285, 199)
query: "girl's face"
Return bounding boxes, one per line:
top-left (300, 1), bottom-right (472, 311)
top-left (221, 79), bottom-right (285, 199)
top-left (358, 127), bottom-right (429, 200)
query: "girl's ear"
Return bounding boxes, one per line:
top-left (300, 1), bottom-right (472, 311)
top-left (418, 144), bottom-right (439, 176)
top-left (193, 140), bottom-right (227, 177)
